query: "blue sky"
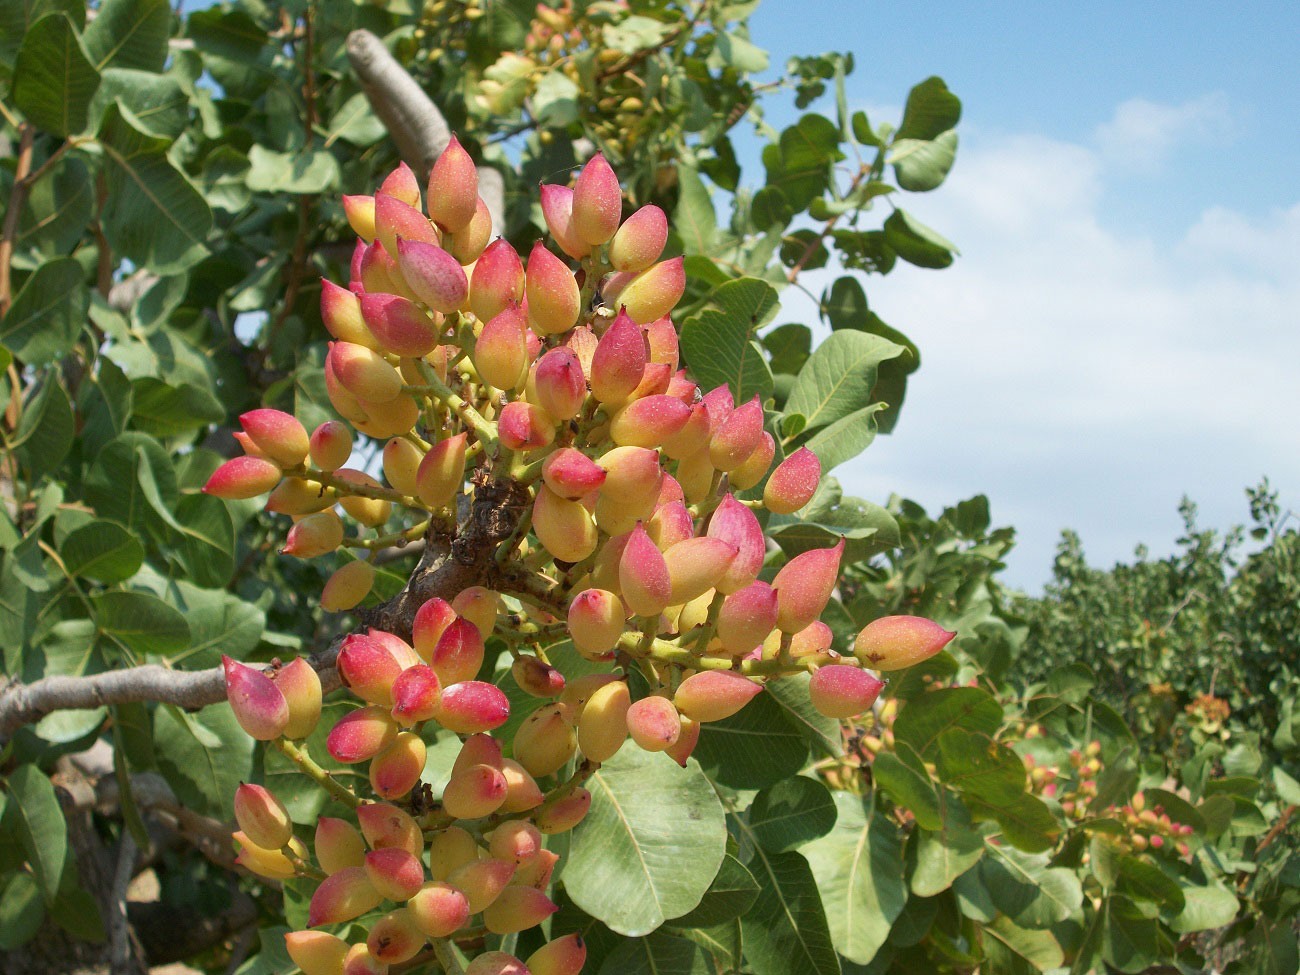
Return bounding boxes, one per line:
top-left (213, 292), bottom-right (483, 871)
top-left (736, 1), bottom-right (1300, 588)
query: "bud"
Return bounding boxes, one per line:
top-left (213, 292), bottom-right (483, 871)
top-left (427, 135), bottom-right (479, 232)
top-left (416, 432), bottom-right (468, 508)
top-left (620, 523), bottom-right (672, 617)
top-left (666, 714), bottom-right (701, 766)
top-left (286, 931), bottom-right (349, 975)
top-left (648, 500), bottom-right (694, 551)
top-left (359, 239), bottom-right (407, 296)
top-left (308, 421), bottom-right (353, 472)
top-left (470, 239), bottom-right (525, 323)
top-left (381, 438), bottom-right (422, 497)
top-left (609, 203), bottom-right (668, 272)
top-left (427, 826), bottom-right (481, 881)
top-left (773, 538), bottom-right (844, 633)
top-left (535, 788), bottom-right (591, 834)
top-left (343, 195), bottom-right (377, 242)
top-left (512, 656), bottom-right (566, 698)
top-left (705, 495), bottom-right (766, 593)
top-left (356, 802), bottom-right (422, 858)
top-left (367, 908), bottom-right (425, 965)
top-left (396, 239), bottom-right (469, 314)
top-left (615, 257), bottom-right (685, 324)
top-left (674, 671), bottom-right (762, 723)
top-left (328, 341), bottom-right (402, 403)
top-left (475, 303), bottom-right (528, 390)
top-left (572, 152), bottom-right (622, 245)
top-left (452, 733), bottom-right (505, 778)
top-left (233, 431), bottom-right (268, 460)
top-left (567, 588), bottom-right (625, 659)
top-left (500, 758), bottom-right (545, 812)
top-left (790, 620), bottom-right (833, 657)
top-left (526, 241), bottom-right (581, 335)
top-left (626, 696), bottom-right (682, 752)
top-left (432, 680), bottom-right (511, 734)
top-left (675, 447), bottom-right (716, 505)
top-left (709, 394), bottom-right (764, 472)
top-left (370, 731), bottom-right (427, 799)
top-left (308, 865), bottom-right (383, 927)
top-left (631, 360), bottom-right (673, 399)
top-left (730, 432), bottom-right (775, 491)
top-left (646, 316), bottom-right (679, 368)
top-left (447, 195), bottom-right (493, 264)
top-left (379, 162), bottom-right (421, 208)
top-left (513, 703), bottom-right (577, 777)
top-left (764, 447), bottom-right (821, 514)
top-left (658, 474), bottom-right (686, 507)
top-left (427, 617), bottom-right (484, 686)
top-left (666, 370), bottom-right (697, 404)
top-left (413, 597), bottom-right (457, 662)
top-left (498, 400), bottom-right (557, 451)
top-left (326, 705), bottom-right (398, 763)
top-left (338, 633), bottom-right (404, 707)
top-left (717, 581), bottom-right (779, 655)
top-left (590, 310), bottom-right (647, 404)
top-left (565, 323), bottom-right (598, 375)
top-left (527, 934), bottom-right (588, 975)
top-left (532, 485), bottom-right (598, 563)
top-left (489, 820), bottom-right (543, 865)
top-left (661, 402), bottom-right (711, 460)
top-left (315, 817), bottom-right (365, 874)
top-left (808, 665), bottom-right (885, 718)
top-left (233, 831), bottom-right (296, 879)
top-left (576, 680), bottom-right (631, 763)
top-left (442, 763), bottom-right (508, 819)
top-left (364, 846), bottom-right (425, 901)
top-left (359, 292), bottom-right (440, 357)
top-left (610, 394), bottom-right (692, 449)
top-left (853, 616), bottom-right (956, 671)
top-left (409, 882), bottom-right (471, 937)
top-left (533, 347), bottom-right (586, 420)
top-left (324, 355), bottom-right (371, 425)
top-left (465, 952), bottom-right (530, 975)
top-left (542, 448), bottom-right (606, 500)
top-left (233, 784), bottom-right (292, 851)
top-left (484, 885), bottom-right (558, 934)
top-left (513, 847), bottom-right (560, 889)
top-left (374, 193), bottom-right (440, 258)
top-left (204, 456), bottom-right (282, 500)
top-left (223, 656), bottom-right (289, 740)
top-left (664, 537), bottom-right (738, 606)
top-left (448, 857), bottom-right (517, 913)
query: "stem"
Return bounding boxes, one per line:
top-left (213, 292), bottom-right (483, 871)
top-left (618, 630), bottom-right (857, 677)
top-left (405, 370), bottom-right (498, 451)
top-left (0, 123), bottom-right (36, 315)
top-left (430, 937), bottom-right (466, 975)
top-left (786, 163), bottom-right (870, 285)
top-left (690, 590), bottom-right (726, 652)
top-left (341, 518), bottom-right (432, 551)
top-left (273, 739), bottom-right (360, 809)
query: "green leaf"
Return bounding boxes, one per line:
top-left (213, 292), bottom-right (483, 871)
top-left (695, 688), bottom-right (810, 790)
top-left (129, 377), bottom-right (224, 436)
top-left (981, 843), bottom-right (1083, 928)
top-left (0, 257), bottom-right (88, 365)
top-left (49, 881), bottom-right (104, 942)
top-left (715, 31), bottom-right (768, 72)
top-left (162, 581), bottom-right (263, 669)
top-left (60, 519), bottom-right (143, 584)
top-left (168, 494), bottom-right (236, 589)
top-left (740, 849), bottom-right (841, 975)
top-left (824, 276), bottom-right (868, 330)
top-left (784, 330), bottom-right (905, 434)
top-left (669, 854), bottom-right (759, 927)
top-left (92, 590), bottom-right (190, 654)
top-left (768, 493), bottom-right (899, 562)
top-left (872, 745), bottom-right (940, 829)
top-left (761, 114), bottom-right (841, 213)
top-left (748, 776), bottom-right (836, 852)
top-left (800, 405), bottom-right (887, 474)
top-left (602, 15), bottom-right (671, 53)
top-left (1101, 896), bottom-right (1162, 974)
top-left (567, 748), bottom-right (727, 936)
top-left (82, 0), bottom-right (170, 71)
top-left (983, 916), bottom-right (1063, 973)
top-left (532, 70), bottom-right (580, 128)
top-left (802, 791), bottom-right (906, 965)
top-left (680, 277), bottom-right (777, 404)
top-left (99, 102), bottom-right (212, 272)
top-left (850, 110), bottom-right (881, 148)
top-left (895, 76), bottom-right (962, 141)
top-left (0, 873), bottom-right (45, 949)
top-left (16, 155), bottom-right (93, 255)
top-left (91, 67), bottom-right (188, 138)
top-left (893, 687), bottom-right (1002, 759)
top-left (597, 931), bottom-right (712, 974)
top-left (762, 323), bottom-right (811, 375)
top-left (245, 144), bottom-right (341, 195)
top-left (13, 13), bottom-right (100, 137)
top-left (1273, 766), bottom-right (1300, 805)
top-left (1115, 855), bottom-right (1184, 914)
top-left (882, 209), bottom-right (956, 269)
top-left (889, 130), bottom-right (958, 192)
top-left (153, 702), bottom-right (255, 818)
top-left (84, 432), bottom-right (176, 539)
top-left (674, 165), bottom-right (717, 256)
top-left (911, 789), bottom-right (984, 897)
top-left (232, 926), bottom-right (296, 975)
top-left (765, 672), bottom-right (844, 757)
top-left (14, 373), bottom-right (73, 481)
top-left (5, 763), bottom-right (68, 901)
top-left (1245, 917), bottom-right (1299, 975)
top-left (324, 92), bottom-right (385, 147)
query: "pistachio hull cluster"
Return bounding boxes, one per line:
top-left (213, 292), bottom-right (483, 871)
top-left (213, 139), bottom-right (956, 974)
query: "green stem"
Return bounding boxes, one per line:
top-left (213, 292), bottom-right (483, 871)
top-left (618, 630), bottom-right (856, 677)
top-left (341, 518), bottom-right (434, 551)
top-left (430, 937), bottom-right (466, 975)
top-left (273, 739), bottom-right (360, 809)
top-left (690, 590), bottom-right (726, 653)
top-left (405, 364), bottom-right (498, 450)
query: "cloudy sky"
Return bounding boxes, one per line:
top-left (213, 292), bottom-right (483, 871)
top-left (742, 1), bottom-right (1300, 589)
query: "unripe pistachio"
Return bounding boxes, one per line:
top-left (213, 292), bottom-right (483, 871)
top-left (513, 847), bottom-right (559, 889)
top-left (338, 632), bottom-right (404, 707)
top-left (359, 240), bottom-right (409, 297)
top-left (631, 360), bottom-right (673, 400)
top-left (658, 473), bottom-right (686, 507)
top-left (315, 817), bottom-right (365, 874)
top-left (379, 161), bottom-right (421, 208)
top-left (674, 671), bottom-right (762, 723)
top-left (474, 303), bottom-right (528, 390)
top-left (790, 620), bottom-right (833, 657)
top-left (567, 589), bottom-right (625, 659)
top-left (577, 680), bottom-right (630, 762)
top-left (239, 409), bottom-right (309, 468)
top-left (701, 385), bottom-right (734, 432)
top-left (572, 152), bottom-right (622, 245)
top-left (484, 885), bottom-right (558, 934)
top-left (265, 477), bottom-right (334, 516)
top-left (310, 421), bottom-right (353, 472)
top-left (648, 500), bottom-right (694, 550)
top-left (675, 447), bottom-right (716, 505)
top-left (464, 951), bottom-right (529, 975)
top-left (432, 680), bottom-right (511, 734)
top-left (498, 400), bottom-right (557, 451)
top-left (527, 934), bottom-right (588, 975)
top-left (615, 256), bottom-right (686, 324)
top-left (764, 447), bottom-right (821, 514)
top-left (356, 802), bottom-right (422, 857)
top-left (730, 431), bottom-right (775, 490)
top-left (565, 323), bottom-right (598, 374)
top-left (408, 881), bottom-right (471, 937)
top-left (329, 341), bottom-right (402, 402)
top-left (532, 485), bottom-right (598, 563)
top-left (416, 432), bottom-right (468, 508)
top-left (809, 666), bottom-right (886, 718)
top-left (427, 826), bottom-right (481, 881)
top-left (364, 846), bottom-right (425, 901)
top-left (374, 193), bottom-right (440, 258)
top-left (717, 581), bottom-right (779, 655)
top-left (500, 758), bottom-right (545, 812)
top-left (533, 347), bottom-right (586, 420)
top-left (367, 908), bottom-right (425, 964)
top-left (646, 316), bottom-right (679, 368)
top-left (853, 616), bottom-right (956, 671)
top-left (274, 657), bottom-right (323, 739)
top-left (590, 310), bottom-right (647, 404)
top-left (539, 183), bottom-right (590, 259)
top-left (666, 714), bottom-right (701, 766)
top-left (326, 705), bottom-right (398, 763)
top-left (448, 857), bottom-right (516, 913)
top-left (709, 394), bottom-right (764, 471)
top-left (368, 630), bottom-right (422, 670)
top-left (489, 820), bottom-right (543, 864)
top-left (661, 403), bottom-right (711, 460)
top-left (370, 731), bottom-right (427, 799)
top-left (233, 431), bottom-right (268, 460)
top-left (451, 586), bottom-right (500, 637)
top-left (446, 195), bottom-right (493, 264)
top-left (233, 831), bottom-right (296, 878)
top-left (324, 356), bottom-right (371, 425)
top-left (413, 597), bottom-right (457, 663)
top-left (526, 241), bottom-right (581, 335)
top-left (430, 617), bottom-right (486, 686)
top-left (664, 537), bottom-right (738, 606)
top-left (334, 469), bottom-right (392, 527)
top-left (204, 456), bottom-right (282, 500)
top-left (592, 448), bottom-right (662, 512)
top-left (542, 448), bottom-right (606, 500)
top-left (609, 203), bottom-right (668, 272)
top-left (535, 788), bottom-right (591, 834)
top-left (343, 195), bottom-right (377, 242)
top-left (234, 783), bottom-right (292, 850)
top-left (470, 239), bottom-right (525, 323)
top-left (286, 931), bottom-right (349, 975)
top-left (352, 393), bottom-right (419, 439)
top-left (308, 865), bottom-right (383, 927)
top-left (590, 531), bottom-right (631, 594)
top-left (626, 696), bottom-right (682, 752)
top-left (427, 135), bottom-right (479, 232)
top-left (705, 495), bottom-right (765, 593)
top-left (558, 675), bottom-right (621, 723)
top-left (342, 943), bottom-right (385, 975)
top-left (666, 370), bottom-right (698, 404)
top-left (359, 292), bottom-right (440, 357)
top-left (619, 522), bottom-right (672, 617)
top-left (223, 656), bottom-right (289, 740)
top-left (349, 238), bottom-right (366, 286)
top-left (772, 538), bottom-right (844, 633)
top-left (396, 239), bottom-right (468, 314)
top-left (442, 762), bottom-right (508, 818)
top-left (452, 733), bottom-right (505, 777)
top-left (382, 437), bottom-right (423, 496)
top-left (513, 703), bottom-right (577, 777)
top-left (677, 588), bottom-right (715, 636)
top-left (512, 656), bottom-right (566, 697)
top-left (611, 394), bottom-right (692, 448)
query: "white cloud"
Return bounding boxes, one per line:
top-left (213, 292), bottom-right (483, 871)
top-left (793, 97), bottom-right (1300, 589)
top-left (1094, 92), bottom-right (1233, 172)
